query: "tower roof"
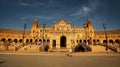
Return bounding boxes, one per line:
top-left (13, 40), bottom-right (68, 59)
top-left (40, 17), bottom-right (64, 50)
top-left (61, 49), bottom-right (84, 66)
top-left (87, 18), bottom-right (93, 26)
top-left (31, 18), bottom-right (39, 28)
top-left (34, 18), bottom-right (38, 21)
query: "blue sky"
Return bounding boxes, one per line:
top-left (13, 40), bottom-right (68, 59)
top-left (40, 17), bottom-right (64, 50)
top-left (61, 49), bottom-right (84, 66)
top-left (0, 0), bottom-right (120, 31)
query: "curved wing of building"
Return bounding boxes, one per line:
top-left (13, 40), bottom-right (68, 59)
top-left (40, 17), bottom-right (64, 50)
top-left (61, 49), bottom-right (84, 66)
top-left (0, 18), bottom-right (120, 50)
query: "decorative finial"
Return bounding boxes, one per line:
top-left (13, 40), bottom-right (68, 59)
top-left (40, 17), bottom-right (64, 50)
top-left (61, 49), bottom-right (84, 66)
top-left (35, 18), bottom-right (38, 21)
top-left (87, 18), bottom-right (90, 21)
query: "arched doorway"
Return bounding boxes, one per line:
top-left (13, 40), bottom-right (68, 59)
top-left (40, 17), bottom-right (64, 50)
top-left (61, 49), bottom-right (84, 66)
top-left (19, 39), bottom-right (23, 43)
top-left (47, 39), bottom-right (50, 45)
top-left (8, 38), bottom-right (12, 43)
top-left (43, 39), bottom-right (46, 42)
top-left (52, 40), bottom-right (56, 48)
top-left (14, 39), bottom-right (18, 43)
top-left (30, 39), bottom-right (33, 43)
top-left (26, 39), bottom-right (29, 43)
top-left (1, 38), bottom-right (6, 42)
top-left (115, 39), bottom-right (119, 44)
top-left (109, 40), bottom-right (113, 43)
top-left (83, 40), bottom-right (86, 43)
top-left (76, 40), bottom-right (78, 43)
top-left (93, 39), bottom-right (96, 45)
top-left (39, 39), bottom-right (42, 42)
top-left (96, 39), bottom-right (100, 44)
top-left (103, 40), bottom-right (107, 43)
top-left (60, 36), bottom-right (66, 48)
top-left (79, 40), bottom-right (82, 43)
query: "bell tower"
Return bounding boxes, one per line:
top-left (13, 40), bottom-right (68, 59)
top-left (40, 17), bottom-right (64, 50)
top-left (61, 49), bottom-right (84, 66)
top-left (86, 18), bottom-right (95, 44)
top-left (30, 18), bottom-right (40, 39)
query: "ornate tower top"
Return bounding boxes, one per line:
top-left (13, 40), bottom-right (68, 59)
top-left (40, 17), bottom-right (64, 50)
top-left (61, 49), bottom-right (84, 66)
top-left (86, 18), bottom-right (93, 28)
top-left (87, 18), bottom-right (91, 22)
top-left (30, 18), bottom-right (40, 38)
top-left (32, 18), bottom-right (39, 28)
top-left (34, 18), bottom-right (38, 22)
top-left (86, 18), bottom-right (95, 37)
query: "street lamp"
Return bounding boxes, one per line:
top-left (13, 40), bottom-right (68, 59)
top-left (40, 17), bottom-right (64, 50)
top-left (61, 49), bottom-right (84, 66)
top-left (84, 24), bottom-right (87, 46)
top-left (103, 24), bottom-right (108, 52)
top-left (43, 24), bottom-right (45, 44)
top-left (89, 31), bottom-right (93, 45)
top-left (23, 24), bottom-right (26, 46)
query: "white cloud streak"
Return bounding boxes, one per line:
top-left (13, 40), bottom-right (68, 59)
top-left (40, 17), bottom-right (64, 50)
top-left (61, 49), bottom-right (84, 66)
top-left (70, 6), bottom-right (91, 16)
top-left (70, 0), bottom-right (101, 17)
top-left (18, 0), bottom-right (60, 7)
top-left (18, 0), bottom-right (45, 7)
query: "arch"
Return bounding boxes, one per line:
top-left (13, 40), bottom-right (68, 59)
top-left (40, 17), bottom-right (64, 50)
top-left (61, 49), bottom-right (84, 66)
top-left (43, 39), bottom-right (46, 42)
top-left (88, 40), bottom-right (90, 43)
top-left (103, 40), bottom-right (107, 43)
top-left (52, 40), bottom-right (56, 48)
top-left (109, 40), bottom-right (113, 43)
top-left (76, 40), bottom-right (78, 43)
top-left (8, 38), bottom-right (12, 43)
top-left (93, 39), bottom-right (96, 45)
top-left (14, 39), bottom-right (18, 43)
top-left (47, 39), bottom-right (50, 45)
top-left (83, 40), bottom-right (86, 43)
top-left (115, 39), bottom-right (120, 43)
top-left (97, 39), bottom-right (100, 42)
top-left (47, 39), bottom-right (50, 43)
top-left (39, 39), bottom-right (42, 42)
top-left (60, 36), bottom-right (66, 48)
top-left (35, 39), bottom-right (38, 42)
top-left (93, 39), bottom-right (96, 42)
top-left (30, 39), bottom-right (33, 43)
top-left (96, 39), bottom-right (100, 44)
top-left (74, 45), bottom-right (85, 52)
top-left (26, 39), bottom-right (29, 43)
top-left (1, 38), bottom-right (6, 42)
top-left (19, 39), bottom-right (23, 43)
top-left (79, 40), bottom-right (82, 43)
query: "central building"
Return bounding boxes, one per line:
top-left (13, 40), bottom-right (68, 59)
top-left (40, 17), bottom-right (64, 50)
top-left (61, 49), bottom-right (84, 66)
top-left (30, 18), bottom-right (95, 50)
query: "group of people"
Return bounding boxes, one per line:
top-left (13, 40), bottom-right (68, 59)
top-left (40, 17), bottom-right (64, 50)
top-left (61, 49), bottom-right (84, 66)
top-left (37, 41), bottom-right (49, 52)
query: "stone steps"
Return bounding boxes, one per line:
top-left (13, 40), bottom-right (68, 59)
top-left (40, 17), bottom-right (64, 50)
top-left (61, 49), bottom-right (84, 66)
top-left (17, 45), bottom-right (39, 52)
top-left (49, 48), bottom-right (70, 52)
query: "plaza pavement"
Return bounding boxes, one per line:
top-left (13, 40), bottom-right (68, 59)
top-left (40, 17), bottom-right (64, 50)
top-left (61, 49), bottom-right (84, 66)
top-left (0, 52), bottom-right (120, 67)
top-left (0, 50), bottom-right (120, 56)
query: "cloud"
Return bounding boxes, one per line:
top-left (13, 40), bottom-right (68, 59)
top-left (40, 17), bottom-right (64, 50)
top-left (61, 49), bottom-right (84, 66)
top-left (18, 0), bottom-right (47, 7)
top-left (70, 0), bottom-right (101, 17)
top-left (18, 0), bottom-right (60, 7)
top-left (70, 6), bottom-right (91, 16)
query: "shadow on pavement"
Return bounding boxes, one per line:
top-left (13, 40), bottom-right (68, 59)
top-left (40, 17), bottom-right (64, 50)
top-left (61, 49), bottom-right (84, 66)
top-left (0, 60), bottom-right (6, 64)
top-left (66, 53), bottom-right (72, 57)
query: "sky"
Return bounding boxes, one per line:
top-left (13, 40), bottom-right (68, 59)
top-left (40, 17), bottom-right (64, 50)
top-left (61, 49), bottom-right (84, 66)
top-left (0, 0), bottom-right (120, 31)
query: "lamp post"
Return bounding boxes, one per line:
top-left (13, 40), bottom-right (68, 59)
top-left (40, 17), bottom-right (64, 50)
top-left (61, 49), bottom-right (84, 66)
top-left (89, 31), bottom-right (92, 45)
top-left (103, 24), bottom-right (108, 52)
top-left (84, 24), bottom-right (87, 46)
top-left (23, 24), bottom-right (26, 46)
top-left (43, 24), bottom-right (45, 44)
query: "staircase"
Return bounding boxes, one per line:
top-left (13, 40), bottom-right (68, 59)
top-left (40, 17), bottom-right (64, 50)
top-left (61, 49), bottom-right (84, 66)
top-left (17, 45), bottom-right (40, 53)
top-left (49, 48), bottom-right (70, 52)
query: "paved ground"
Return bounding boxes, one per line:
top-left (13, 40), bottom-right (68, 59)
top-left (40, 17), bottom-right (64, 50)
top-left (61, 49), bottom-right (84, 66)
top-left (0, 53), bottom-right (120, 67)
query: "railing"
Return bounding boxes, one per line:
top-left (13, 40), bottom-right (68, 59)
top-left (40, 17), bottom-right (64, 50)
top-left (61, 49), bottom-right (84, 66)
top-left (99, 43), bottom-right (118, 52)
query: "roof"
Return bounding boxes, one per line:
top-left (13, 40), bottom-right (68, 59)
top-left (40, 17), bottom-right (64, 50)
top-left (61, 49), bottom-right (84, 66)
top-left (0, 28), bottom-right (29, 34)
top-left (95, 30), bottom-right (120, 35)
